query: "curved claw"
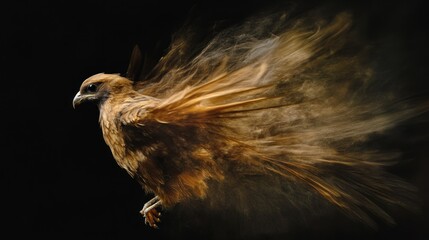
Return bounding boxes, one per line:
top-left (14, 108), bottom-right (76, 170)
top-left (140, 196), bottom-right (162, 228)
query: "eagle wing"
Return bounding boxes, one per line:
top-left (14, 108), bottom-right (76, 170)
top-left (117, 12), bottom-right (422, 227)
top-left (119, 59), bottom-right (418, 227)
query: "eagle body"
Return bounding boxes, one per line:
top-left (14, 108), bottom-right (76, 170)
top-left (73, 10), bottom-right (426, 233)
top-left (81, 74), bottom-right (224, 208)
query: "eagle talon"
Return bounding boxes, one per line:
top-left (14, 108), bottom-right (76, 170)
top-left (140, 196), bottom-right (162, 228)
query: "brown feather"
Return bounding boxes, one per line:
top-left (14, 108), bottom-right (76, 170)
top-left (74, 10), bottom-right (427, 230)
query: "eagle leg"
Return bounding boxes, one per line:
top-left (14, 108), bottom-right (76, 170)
top-left (140, 196), bottom-right (162, 228)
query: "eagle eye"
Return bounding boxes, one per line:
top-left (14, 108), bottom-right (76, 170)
top-left (86, 84), bottom-right (98, 93)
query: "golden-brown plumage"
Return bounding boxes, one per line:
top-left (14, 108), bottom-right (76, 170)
top-left (73, 11), bottom-right (427, 231)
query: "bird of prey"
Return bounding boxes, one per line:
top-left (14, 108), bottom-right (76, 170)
top-left (73, 11), bottom-right (426, 231)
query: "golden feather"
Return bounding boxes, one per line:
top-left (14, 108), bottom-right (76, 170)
top-left (73, 10), bottom-right (427, 232)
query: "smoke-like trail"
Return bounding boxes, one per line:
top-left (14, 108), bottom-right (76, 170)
top-left (130, 7), bottom-right (427, 237)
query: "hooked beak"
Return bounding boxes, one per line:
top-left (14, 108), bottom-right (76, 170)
top-left (72, 92), bottom-right (83, 109)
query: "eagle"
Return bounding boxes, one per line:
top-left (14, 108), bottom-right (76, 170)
top-left (72, 11), bottom-right (425, 231)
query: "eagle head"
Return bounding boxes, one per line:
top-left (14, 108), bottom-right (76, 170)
top-left (73, 73), bottom-right (133, 108)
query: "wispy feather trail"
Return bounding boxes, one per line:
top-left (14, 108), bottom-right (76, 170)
top-left (131, 11), bottom-right (427, 227)
top-left (74, 5), bottom-right (428, 238)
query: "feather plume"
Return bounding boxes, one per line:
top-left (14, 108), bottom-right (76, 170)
top-left (75, 8), bottom-right (428, 236)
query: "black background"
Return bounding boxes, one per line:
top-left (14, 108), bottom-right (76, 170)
top-left (2, 0), bottom-right (428, 239)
